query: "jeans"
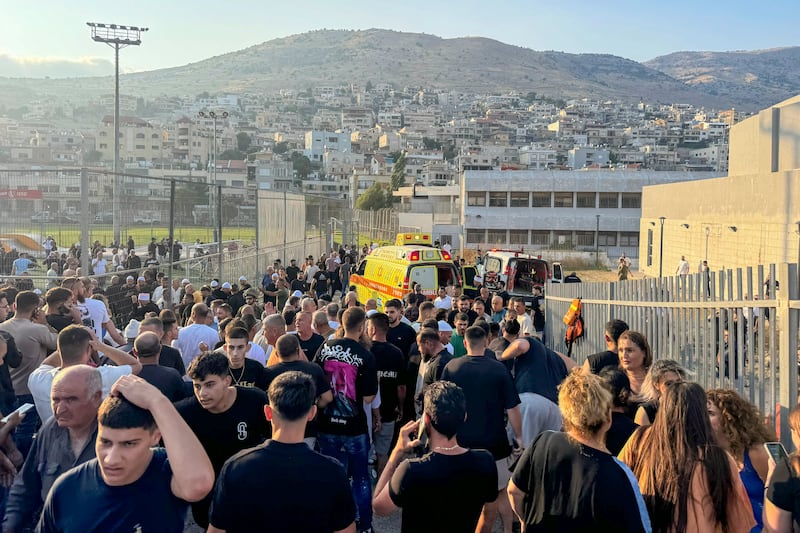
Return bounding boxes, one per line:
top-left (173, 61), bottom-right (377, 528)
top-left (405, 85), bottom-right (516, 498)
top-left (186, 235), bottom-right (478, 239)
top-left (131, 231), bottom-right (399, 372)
top-left (317, 432), bottom-right (372, 529)
top-left (13, 394), bottom-right (39, 459)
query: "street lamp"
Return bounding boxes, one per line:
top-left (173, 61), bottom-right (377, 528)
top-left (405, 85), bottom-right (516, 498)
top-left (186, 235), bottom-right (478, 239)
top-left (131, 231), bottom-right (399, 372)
top-left (658, 216), bottom-right (666, 278)
top-left (704, 226), bottom-right (710, 262)
top-left (87, 22), bottom-right (148, 246)
top-left (197, 110), bottom-right (228, 244)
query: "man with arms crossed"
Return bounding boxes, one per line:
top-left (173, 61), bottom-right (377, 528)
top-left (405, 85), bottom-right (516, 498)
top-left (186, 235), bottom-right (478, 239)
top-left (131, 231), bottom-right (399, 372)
top-left (37, 375), bottom-right (214, 532)
top-left (208, 371), bottom-right (356, 533)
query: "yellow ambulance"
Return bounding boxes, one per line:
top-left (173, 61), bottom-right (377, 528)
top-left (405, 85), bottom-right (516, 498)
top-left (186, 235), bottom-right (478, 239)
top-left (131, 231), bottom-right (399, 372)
top-left (350, 244), bottom-right (461, 310)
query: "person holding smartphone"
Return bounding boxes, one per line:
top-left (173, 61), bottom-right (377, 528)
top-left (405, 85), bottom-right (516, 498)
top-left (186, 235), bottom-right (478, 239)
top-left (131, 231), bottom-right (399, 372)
top-left (764, 404), bottom-right (800, 532)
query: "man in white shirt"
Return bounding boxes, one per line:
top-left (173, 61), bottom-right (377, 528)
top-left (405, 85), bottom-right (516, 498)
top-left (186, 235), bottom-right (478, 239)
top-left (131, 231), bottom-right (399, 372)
top-left (61, 278), bottom-right (125, 346)
top-left (433, 287), bottom-right (453, 310)
top-left (28, 325), bottom-right (141, 422)
top-left (174, 303), bottom-right (219, 370)
top-left (676, 255), bottom-right (690, 277)
top-left (253, 313), bottom-right (286, 365)
top-left (510, 297), bottom-right (534, 337)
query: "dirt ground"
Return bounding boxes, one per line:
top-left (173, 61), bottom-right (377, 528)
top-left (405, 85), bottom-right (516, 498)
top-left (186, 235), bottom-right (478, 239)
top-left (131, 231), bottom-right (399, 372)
top-left (572, 269), bottom-right (644, 282)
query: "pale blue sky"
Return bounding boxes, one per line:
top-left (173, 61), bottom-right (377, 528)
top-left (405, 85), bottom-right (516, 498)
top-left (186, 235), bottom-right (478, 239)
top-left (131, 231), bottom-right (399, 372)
top-left (1, 0), bottom-right (797, 77)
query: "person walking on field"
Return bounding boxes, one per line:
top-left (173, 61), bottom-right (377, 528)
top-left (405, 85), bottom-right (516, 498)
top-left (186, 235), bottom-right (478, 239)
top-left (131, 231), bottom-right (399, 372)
top-left (617, 258), bottom-right (631, 281)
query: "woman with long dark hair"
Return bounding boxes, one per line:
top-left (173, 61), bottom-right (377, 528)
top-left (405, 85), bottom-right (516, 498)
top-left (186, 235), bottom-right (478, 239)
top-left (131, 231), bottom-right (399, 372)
top-left (707, 389), bottom-right (774, 532)
top-left (619, 382), bottom-right (754, 533)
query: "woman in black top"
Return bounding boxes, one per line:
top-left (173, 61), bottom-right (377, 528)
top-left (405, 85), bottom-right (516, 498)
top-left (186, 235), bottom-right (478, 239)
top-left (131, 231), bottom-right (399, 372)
top-left (764, 404), bottom-right (800, 532)
top-left (508, 370), bottom-right (651, 532)
top-left (598, 367), bottom-right (639, 455)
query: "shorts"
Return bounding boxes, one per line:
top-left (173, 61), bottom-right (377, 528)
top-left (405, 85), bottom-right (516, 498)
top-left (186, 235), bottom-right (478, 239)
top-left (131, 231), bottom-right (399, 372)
top-left (373, 420), bottom-right (395, 456)
top-left (495, 455), bottom-right (514, 492)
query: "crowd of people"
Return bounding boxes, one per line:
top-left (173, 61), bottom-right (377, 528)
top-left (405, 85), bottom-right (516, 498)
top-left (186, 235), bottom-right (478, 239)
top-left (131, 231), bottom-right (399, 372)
top-left (0, 243), bottom-right (796, 533)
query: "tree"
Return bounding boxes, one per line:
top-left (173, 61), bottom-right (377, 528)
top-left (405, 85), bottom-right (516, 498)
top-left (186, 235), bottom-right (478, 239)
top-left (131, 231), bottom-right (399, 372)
top-left (290, 152), bottom-right (312, 179)
top-left (365, 80), bottom-right (374, 92)
top-left (390, 152), bottom-right (407, 192)
top-left (422, 137), bottom-right (442, 150)
top-left (236, 132), bottom-right (251, 152)
top-left (219, 149), bottom-right (245, 160)
top-left (83, 150), bottom-right (103, 163)
top-left (274, 142), bottom-right (289, 154)
top-left (356, 183), bottom-right (391, 211)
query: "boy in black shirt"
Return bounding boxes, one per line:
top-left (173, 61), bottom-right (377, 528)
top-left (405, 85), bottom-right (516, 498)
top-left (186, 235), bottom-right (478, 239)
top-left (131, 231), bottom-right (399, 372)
top-left (373, 381), bottom-right (497, 533)
top-left (208, 371), bottom-right (356, 533)
top-left (264, 334), bottom-right (333, 449)
top-left (176, 351), bottom-right (270, 528)
top-left (222, 325), bottom-right (268, 390)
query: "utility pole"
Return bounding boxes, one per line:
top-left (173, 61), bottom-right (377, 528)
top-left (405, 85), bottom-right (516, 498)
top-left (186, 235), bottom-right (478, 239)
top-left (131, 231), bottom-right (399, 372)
top-left (87, 23), bottom-right (148, 246)
top-left (198, 110), bottom-right (228, 248)
top-left (658, 216), bottom-right (666, 278)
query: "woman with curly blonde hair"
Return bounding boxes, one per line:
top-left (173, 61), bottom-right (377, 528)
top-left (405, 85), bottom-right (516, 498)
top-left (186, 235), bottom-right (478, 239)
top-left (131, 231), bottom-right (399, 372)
top-left (508, 369), bottom-right (651, 531)
top-left (707, 388), bottom-right (775, 532)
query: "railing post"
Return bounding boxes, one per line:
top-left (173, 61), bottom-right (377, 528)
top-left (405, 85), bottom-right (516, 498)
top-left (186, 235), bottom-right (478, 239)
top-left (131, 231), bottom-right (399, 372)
top-left (778, 263), bottom-right (799, 445)
top-left (79, 168), bottom-right (90, 274)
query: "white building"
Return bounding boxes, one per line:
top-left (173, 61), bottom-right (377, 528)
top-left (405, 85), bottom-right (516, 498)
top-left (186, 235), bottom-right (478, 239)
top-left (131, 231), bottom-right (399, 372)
top-left (304, 130), bottom-right (351, 163)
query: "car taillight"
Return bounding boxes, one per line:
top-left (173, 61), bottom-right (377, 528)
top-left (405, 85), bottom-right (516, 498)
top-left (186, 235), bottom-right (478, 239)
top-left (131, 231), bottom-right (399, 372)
top-left (441, 251), bottom-right (451, 260)
top-left (403, 277), bottom-right (409, 290)
top-left (409, 251), bottom-right (419, 261)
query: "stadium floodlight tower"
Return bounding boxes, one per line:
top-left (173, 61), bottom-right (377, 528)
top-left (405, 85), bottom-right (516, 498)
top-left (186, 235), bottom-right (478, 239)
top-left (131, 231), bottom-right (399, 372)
top-left (87, 22), bottom-right (148, 246)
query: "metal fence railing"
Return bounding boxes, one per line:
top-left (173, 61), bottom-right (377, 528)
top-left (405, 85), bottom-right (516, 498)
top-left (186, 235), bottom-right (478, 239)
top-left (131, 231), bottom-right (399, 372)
top-left (545, 263), bottom-right (800, 445)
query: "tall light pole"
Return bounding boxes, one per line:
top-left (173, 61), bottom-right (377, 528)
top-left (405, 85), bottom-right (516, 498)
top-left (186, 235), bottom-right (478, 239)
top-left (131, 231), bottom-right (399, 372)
top-left (595, 214), bottom-right (600, 266)
top-left (658, 216), bottom-right (666, 278)
top-left (198, 110), bottom-right (228, 247)
top-left (705, 226), bottom-right (710, 262)
top-left (87, 22), bottom-right (148, 246)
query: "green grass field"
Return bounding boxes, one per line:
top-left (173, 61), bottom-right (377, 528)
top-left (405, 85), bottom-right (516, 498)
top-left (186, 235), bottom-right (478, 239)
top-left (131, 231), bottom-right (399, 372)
top-left (10, 225), bottom-right (257, 248)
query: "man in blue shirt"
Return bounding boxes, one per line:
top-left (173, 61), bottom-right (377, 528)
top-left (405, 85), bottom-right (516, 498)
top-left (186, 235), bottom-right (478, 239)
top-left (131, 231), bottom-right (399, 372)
top-left (11, 253), bottom-right (34, 276)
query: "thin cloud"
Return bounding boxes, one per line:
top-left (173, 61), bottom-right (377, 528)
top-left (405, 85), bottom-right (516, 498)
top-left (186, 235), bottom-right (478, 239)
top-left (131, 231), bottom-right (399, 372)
top-left (0, 53), bottom-right (114, 78)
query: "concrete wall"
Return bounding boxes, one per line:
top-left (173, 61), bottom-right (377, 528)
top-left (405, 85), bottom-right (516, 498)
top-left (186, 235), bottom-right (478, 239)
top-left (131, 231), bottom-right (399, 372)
top-left (640, 94), bottom-right (800, 276)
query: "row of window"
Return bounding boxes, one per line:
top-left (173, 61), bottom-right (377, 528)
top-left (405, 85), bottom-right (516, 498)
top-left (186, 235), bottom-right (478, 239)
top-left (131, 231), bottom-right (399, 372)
top-left (466, 191), bottom-right (642, 209)
top-left (465, 229), bottom-right (640, 247)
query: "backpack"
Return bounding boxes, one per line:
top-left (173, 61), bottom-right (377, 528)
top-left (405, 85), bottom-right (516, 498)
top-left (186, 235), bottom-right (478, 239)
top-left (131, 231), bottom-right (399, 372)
top-left (563, 298), bottom-right (584, 356)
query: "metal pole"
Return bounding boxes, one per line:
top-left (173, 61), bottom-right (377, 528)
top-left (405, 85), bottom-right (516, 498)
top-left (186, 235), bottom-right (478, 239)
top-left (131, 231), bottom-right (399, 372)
top-left (283, 190), bottom-right (287, 263)
top-left (705, 226), bottom-right (710, 262)
top-left (213, 117), bottom-right (217, 241)
top-left (167, 179), bottom-right (176, 307)
top-left (217, 184), bottom-right (223, 280)
top-left (595, 214), bottom-right (600, 266)
top-left (255, 192), bottom-right (260, 282)
top-left (113, 43), bottom-right (121, 246)
top-left (658, 216), bottom-right (666, 278)
top-left (80, 168), bottom-right (90, 274)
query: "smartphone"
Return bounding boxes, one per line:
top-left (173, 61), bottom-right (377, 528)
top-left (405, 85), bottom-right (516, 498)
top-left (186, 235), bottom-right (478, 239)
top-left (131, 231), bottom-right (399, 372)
top-left (1, 403), bottom-right (34, 424)
top-left (764, 442), bottom-right (789, 463)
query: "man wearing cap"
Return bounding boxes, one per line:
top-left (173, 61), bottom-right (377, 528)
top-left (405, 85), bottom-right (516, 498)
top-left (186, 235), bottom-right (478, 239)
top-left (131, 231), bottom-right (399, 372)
top-left (128, 292), bottom-right (159, 323)
top-left (238, 276), bottom-right (251, 291)
top-left (243, 288), bottom-right (263, 318)
top-left (211, 280), bottom-right (227, 302)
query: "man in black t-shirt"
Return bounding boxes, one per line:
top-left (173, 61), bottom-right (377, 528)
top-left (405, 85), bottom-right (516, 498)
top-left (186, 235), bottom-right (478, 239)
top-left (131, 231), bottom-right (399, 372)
top-left (295, 311), bottom-right (325, 361)
top-left (176, 351), bottom-right (270, 528)
top-left (582, 319), bottom-right (629, 375)
top-left (314, 307), bottom-right (378, 533)
top-left (447, 295), bottom-right (479, 327)
top-left (264, 334), bottom-right (332, 449)
top-left (221, 326), bottom-right (268, 390)
top-left (367, 312), bottom-right (406, 475)
top-left (442, 326), bottom-right (523, 533)
top-left (38, 376), bottom-right (214, 532)
top-left (385, 299), bottom-right (417, 358)
top-left (208, 371), bottom-right (356, 533)
top-left (373, 381), bottom-right (497, 533)
top-left (134, 332), bottom-right (185, 402)
top-left (311, 269), bottom-right (328, 298)
top-left (138, 317), bottom-right (186, 376)
top-left (285, 259), bottom-right (301, 284)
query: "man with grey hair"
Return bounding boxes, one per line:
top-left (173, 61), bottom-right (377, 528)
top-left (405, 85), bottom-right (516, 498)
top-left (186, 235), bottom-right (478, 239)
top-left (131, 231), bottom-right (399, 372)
top-left (254, 313), bottom-right (286, 366)
top-left (313, 310), bottom-right (335, 339)
top-left (175, 303), bottom-right (218, 369)
top-left (5, 365), bottom-right (102, 531)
